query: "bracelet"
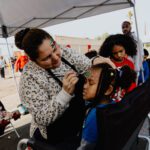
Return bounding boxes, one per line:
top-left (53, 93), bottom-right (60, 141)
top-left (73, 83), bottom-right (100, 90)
top-left (92, 55), bottom-right (100, 64)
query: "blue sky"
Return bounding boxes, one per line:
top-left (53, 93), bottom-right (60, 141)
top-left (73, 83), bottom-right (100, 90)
top-left (0, 0), bottom-right (150, 56)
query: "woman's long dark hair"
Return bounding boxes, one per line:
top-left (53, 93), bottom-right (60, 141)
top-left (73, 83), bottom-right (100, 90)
top-left (89, 63), bottom-right (136, 107)
top-left (15, 28), bottom-right (54, 61)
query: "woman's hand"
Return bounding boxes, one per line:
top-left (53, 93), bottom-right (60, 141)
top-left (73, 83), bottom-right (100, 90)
top-left (63, 71), bottom-right (79, 95)
top-left (93, 56), bottom-right (116, 69)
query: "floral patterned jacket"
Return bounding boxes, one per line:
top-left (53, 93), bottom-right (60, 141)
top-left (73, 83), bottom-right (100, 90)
top-left (19, 47), bottom-right (91, 139)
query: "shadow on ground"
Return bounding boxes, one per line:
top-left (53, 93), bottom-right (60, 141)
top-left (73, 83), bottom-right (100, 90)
top-left (0, 123), bottom-right (30, 150)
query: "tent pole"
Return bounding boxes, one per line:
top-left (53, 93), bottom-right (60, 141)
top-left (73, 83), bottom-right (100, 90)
top-left (1, 25), bottom-right (20, 101)
top-left (132, 1), bottom-right (145, 83)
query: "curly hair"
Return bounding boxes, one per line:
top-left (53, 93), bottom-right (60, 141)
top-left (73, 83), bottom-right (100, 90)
top-left (99, 34), bottom-right (137, 58)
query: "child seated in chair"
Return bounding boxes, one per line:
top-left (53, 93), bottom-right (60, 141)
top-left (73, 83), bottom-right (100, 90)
top-left (0, 101), bottom-right (21, 136)
top-left (77, 63), bottom-right (136, 150)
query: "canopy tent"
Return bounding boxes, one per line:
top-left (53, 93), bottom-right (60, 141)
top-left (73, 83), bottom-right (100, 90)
top-left (0, 0), bottom-right (135, 98)
top-left (0, 0), bottom-right (134, 38)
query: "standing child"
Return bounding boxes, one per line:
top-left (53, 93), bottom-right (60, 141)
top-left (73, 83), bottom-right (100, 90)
top-left (99, 34), bottom-right (137, 102)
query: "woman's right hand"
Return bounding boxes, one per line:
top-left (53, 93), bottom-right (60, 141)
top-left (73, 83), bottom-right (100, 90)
top-left (63, 71), bottom-right (79, 95)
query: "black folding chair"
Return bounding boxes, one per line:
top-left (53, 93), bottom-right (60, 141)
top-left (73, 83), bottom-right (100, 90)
top-left (17, 78), bottom-right (150, 150)
top-left (95, 78), bottom-right (150, 150)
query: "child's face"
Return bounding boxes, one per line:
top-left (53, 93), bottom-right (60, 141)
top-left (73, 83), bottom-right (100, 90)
top-left (83, 68), bottom-right (101, 101)
top-left (112, 45), bottom-right (126, 62)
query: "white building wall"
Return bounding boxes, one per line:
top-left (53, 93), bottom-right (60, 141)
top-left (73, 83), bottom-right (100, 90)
top-left (55, 35), bottom-right (103, 54)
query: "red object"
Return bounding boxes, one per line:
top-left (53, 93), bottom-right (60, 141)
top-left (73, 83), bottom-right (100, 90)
top-left (88, 44), bottom-right (91, 50)
top-left (15, 55), bottom-right (29, 72)
top-left (112, 57), bottom-right (136, 92)
top-left (112, 57), bottom-right (135, 70)
top-left (12, 111), bottom-right (21, 120)
top-left (111, 57), bottom-right (136, 102)
top-left (0, 119), bottom-right (10, 127)
top-left (66, 44), bottom-right (71, 48)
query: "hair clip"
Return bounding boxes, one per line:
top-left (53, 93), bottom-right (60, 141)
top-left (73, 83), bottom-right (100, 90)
top-left (110, 72), bottom-right (114, 76)
top-left (84, 70), bottom-right (91, 78)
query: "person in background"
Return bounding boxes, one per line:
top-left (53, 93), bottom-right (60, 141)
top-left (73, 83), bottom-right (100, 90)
top-left (10, 57), bottom-right (17, 70)
top-left (15, 52), bottom-right (28, 72)
top-left (99, 34), bottom-right (137, 102)
top-left (122, 21), bottom-right (144, 80)
top-left (138, 49), bottom-right (150, 85)
top-left (0, 56), bottom-right (6, 79)
top-left (77, 63), bottom-right (136, 150)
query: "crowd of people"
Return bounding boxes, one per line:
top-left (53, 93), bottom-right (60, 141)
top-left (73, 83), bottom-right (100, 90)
top-left (0, 20), bottom-right (150, 150)
top-left (0, 52), bottom-right (28, 79)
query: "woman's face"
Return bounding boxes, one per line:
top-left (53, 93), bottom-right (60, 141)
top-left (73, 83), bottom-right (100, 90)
top-left (36, 39), bottom-right (61, 69)
top-left (83, 68), bottom-right (101, 101)
top-left (112, 45), bottom-right (126, 62)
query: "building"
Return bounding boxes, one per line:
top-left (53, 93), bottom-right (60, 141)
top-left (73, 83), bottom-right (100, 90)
top-left (55, 35), bottom-right (103, 54)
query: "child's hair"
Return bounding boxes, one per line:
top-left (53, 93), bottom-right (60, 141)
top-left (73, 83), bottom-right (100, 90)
top-left (99, 34), bottom-right (137, 58)
top-left (90, 63), bottom-right (136, 106)
top-left (144, 49), bottom-right (149, 57)
top-left (85, 50), bottom-right (98, 59)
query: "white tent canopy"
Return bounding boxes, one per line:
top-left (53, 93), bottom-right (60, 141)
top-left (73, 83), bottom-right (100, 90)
top-left (0, 0), bottom-right (134, 38)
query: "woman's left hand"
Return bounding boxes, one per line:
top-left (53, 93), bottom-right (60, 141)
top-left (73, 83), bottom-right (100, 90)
top-left (93, 56), bottom-right (116, 69)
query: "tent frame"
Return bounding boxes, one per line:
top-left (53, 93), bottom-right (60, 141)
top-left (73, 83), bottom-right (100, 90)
top-left (0, 0), bottom-right (134, 37)
top-left (0, 0), bottom-right (136, 101)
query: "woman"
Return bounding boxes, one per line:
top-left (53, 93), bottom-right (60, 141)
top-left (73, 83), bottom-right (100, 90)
top-left (15, 28), bottom-right (114, 148)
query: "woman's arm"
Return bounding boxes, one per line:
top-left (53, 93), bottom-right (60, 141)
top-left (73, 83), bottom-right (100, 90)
top-left (62, 47), bottom-right (91, 74)
top-left (62, 47), bottom-right (115, 74)
top-left (19, 74), bottom-right (73, 126)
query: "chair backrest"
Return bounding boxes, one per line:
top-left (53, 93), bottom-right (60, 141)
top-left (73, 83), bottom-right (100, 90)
top-left (95, 78), bottom-right (150, 150)
top-left (27, 138), bottom-right (61, 150)
top-left (122, 120), bottom-right (145, 150)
